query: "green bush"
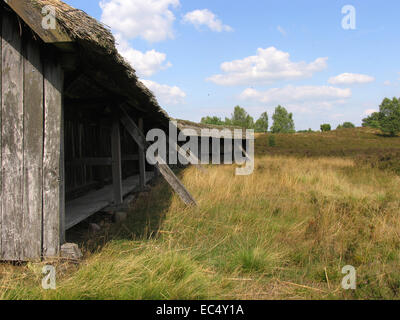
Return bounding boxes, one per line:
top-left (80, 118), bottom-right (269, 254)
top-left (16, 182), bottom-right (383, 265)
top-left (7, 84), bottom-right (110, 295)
top-left (271, 105), bottom-right (295, 133)
top-left (268, 135), bottom-right (276, 147)
top-left (362, 97), bottom-right (400, 136)
top-left (337, 122), bottom-right (356, 129)
top-left (320, 124), bottom-right (331, 132)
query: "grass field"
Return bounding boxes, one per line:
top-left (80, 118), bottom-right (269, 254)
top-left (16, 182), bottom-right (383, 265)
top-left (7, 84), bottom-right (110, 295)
top-left (1, 127), bottom-right (400, 300)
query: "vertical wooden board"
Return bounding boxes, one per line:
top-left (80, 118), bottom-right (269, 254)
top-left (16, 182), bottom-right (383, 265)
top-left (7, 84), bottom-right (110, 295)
top-left (1, 12), bottom-right (24, 261)
top-left (59, 97), bottom-right (65, 245)
top-left (22, 38), bottom-right (44, 260)
top-left (138, 118), bottom-right (146, 188)
top-left (0, 6), bottom-right (3, 259)
top-left (78, 123), bottom-right (86, 186)
top-left (43, 58), bottom-right (63, 258)
top-left (111, 117), bottom-right (123, 205)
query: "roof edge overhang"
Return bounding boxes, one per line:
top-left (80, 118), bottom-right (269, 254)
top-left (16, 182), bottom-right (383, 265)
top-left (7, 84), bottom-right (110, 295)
top-left (5, 0), bottom-right (72, 43)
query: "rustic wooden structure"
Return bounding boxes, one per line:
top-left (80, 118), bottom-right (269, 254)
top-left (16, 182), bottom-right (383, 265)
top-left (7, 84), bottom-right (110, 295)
top-left (0, 0), bottom-right (196, 261)
top-left (176, 119), bottom-right (250, 164)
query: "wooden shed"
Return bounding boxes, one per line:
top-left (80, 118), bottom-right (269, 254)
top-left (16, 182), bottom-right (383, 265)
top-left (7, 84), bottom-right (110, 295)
top-left (0, 0), bottom-right (197, 261)
top-left (176, 119), bottom-right (251, 163)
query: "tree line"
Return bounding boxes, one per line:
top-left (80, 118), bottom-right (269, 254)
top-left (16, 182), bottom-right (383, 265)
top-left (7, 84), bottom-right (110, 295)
top-left (362, 97), bottom-right (400, 136)
top-left (201, 105), bottom-right (295, 133)
top-left (201, 105), bottom-right (353, 134)
top-left (201, 96), bottom-right (400, 136)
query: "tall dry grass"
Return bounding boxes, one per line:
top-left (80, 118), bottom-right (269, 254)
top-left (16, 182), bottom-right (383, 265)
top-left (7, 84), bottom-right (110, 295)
top-left (1, 130), bottom-right (400, 299)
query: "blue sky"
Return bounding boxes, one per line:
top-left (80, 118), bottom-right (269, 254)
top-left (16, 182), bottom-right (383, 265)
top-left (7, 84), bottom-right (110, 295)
top-left (64, 0), bottom-right (400, 130)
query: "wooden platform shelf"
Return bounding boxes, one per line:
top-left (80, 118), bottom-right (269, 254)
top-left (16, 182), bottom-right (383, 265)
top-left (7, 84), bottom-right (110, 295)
top-left (65, 172), bottom-right (154, 230)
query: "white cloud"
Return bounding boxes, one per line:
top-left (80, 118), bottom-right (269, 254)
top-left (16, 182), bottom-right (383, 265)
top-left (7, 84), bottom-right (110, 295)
top-left (115, 35), bottom-right (171, 77)
top-left (384, 80), bottom-right (391, 86)
top-left (100, 0), bottom-right (175, 79)
top-left (328, 73), bottom-right (375, 85)
top-left (240, 85), bottom-right (352, 105)
top-left (119, 48), bottom-right (171, 78)
top-left (277, 26), bottom-right (287, 36)
top-left (364, 109), bottom-right (378, 116)
top-left (183, 9), bottom-right (233, 32)
top-left (207, 47), bottom-right (328, 86)
top-left (141, 80), bottom-right (186, 105)
top-left (100, 0), bottom-right (180, 42)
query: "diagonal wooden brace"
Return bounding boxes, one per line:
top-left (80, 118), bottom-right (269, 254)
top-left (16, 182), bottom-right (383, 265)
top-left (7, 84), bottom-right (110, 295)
top-left (119, 105), bottom-right (197, 206)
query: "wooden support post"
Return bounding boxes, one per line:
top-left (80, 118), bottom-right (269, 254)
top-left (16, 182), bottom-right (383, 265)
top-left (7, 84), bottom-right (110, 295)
top-left (67, 157), bottom-right (113, 166)
top-left (111, 117), bottom-right (123, 205)
top-left (138, 118), bottom-right (146, 189)
top-left (176, 143), bottom-right (207, 173)
top-left (156, 156), bottom-right (197, 206)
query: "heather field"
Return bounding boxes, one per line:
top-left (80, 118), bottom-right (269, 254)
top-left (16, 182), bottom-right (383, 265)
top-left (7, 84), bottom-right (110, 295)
top-left (1, 128), bottom-right (400, 300)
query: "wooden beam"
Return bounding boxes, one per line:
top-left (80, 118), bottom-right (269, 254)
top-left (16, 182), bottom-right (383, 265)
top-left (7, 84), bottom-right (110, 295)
top-left (156, 156), bottom-right (197, 206)
top-left (119, 106), bottom-right (196, 206)
top-left (121, 106), bottom-right (203, 171)
top-left (138, 118), bottom-right (146, 189)
top-left (111, 116), bottom-right (123, 205)
top-left (122, 154), bottom-right (139, 161)
top-left (119, 107), bottom-right (146, 150)
top-left (176, 143), bottom-right (207, 173)
top-left (83, 73), bottom-right (148, 113)
top-left (64, 97), bottom-right (123, 109)
top-left (66, 157), bottom-right (113, 166)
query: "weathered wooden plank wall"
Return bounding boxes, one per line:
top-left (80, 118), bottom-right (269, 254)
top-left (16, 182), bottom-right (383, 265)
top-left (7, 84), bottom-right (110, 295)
top-left (43, 57), bottom-right (63, 258)
top-left (0, 7), bottom-right (157, 260)
top-left (0, 7), bottom-right (3, 259)
top-left (23, 37), bottom-right (44, 260)
top-left (1, 10), bottom-right (24, 261)
top-left (0, 9), bottom-right (59, 261)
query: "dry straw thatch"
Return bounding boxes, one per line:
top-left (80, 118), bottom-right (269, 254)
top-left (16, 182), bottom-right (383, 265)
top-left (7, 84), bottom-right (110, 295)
top-left (27, 0), bottom-right (169, 122)
top-left (32, 0), bottom-right (114, 50)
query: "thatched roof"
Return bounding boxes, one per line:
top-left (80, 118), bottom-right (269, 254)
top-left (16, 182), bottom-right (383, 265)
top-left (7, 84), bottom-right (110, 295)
top-left (5, 0), bottom-right (170, 125)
